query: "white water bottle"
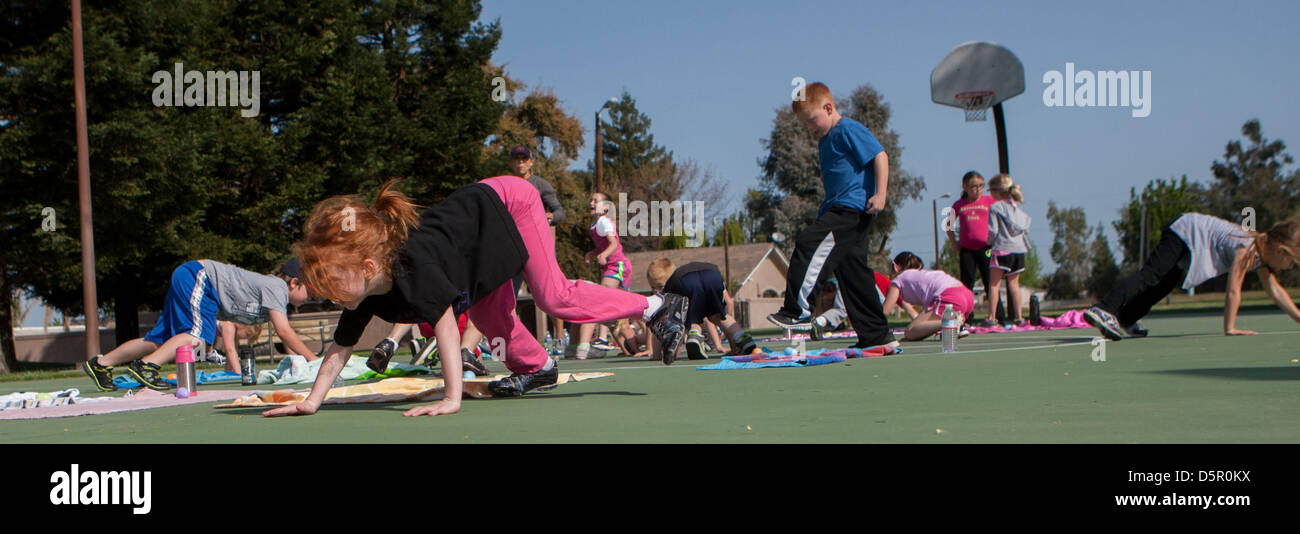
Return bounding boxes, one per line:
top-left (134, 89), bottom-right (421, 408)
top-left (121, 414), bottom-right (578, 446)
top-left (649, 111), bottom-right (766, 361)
top-left (941, 304), bottom-right (959, 353)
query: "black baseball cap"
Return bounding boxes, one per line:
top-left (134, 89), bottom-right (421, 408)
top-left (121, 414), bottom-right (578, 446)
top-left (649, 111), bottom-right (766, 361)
top-left (509, 146), bottom-right (531, 159)
top-left (280, 258), bottom-right (302, 279)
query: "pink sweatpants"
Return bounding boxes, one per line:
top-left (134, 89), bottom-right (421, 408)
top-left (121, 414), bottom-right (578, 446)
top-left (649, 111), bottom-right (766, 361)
top-left (476, 176), bottom-right (650, 374)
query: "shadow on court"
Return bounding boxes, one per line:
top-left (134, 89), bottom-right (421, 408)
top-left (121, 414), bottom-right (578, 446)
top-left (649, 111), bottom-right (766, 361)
top-left (1153, 367), bottom-right (1300, 381)
top-left (213, 390), bottom-right (649, 414)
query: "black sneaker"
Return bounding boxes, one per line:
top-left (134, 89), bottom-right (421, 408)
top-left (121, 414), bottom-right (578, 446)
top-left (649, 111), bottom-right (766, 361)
top-left (766, 312), bottom-right (809, 330)
top-left (367, 338), bottom-right (397, 374)
top-left (1028, 295), bottom-right (1042, 326)
top-left (488, 362), bottom-right (559, 397)
top-left (460, 348), bottom-right (490, 377)
top-left (82, 356), bottom-right (118, 392)
top-left (975, 318), bottom-right (998, 329)
top-left (648, 293), bottom-right (689, 365)
top-left (685, 331), bottom-right (707, 360)
top-left (728, 332), bottom-right (758, 356)
top-left (1083, 306), bottom-right (1124, 341)
top-left (810, 317), bottom-right (827, 341)
top-left (125, 360), bottom-right (171, 391)
top-left (1125, 321), bottom-right (1149, 338)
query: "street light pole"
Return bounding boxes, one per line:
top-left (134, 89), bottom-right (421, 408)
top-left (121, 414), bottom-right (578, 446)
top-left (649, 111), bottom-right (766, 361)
top-left (72, 0), bottom-right (100, 361)
top-left (932, 193), bottom-right (952, 269)
top-left (594, 110), bottom-right (602, 192)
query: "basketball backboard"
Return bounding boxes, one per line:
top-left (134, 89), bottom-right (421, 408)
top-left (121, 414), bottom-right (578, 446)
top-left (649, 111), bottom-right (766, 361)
top-left (931, 41), bottom-right (1025, 111)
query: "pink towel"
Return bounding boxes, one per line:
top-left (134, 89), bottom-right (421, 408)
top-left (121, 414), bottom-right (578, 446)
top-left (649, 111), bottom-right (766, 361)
top-left (967, 310), bottom-right (1091, 335)
top-left (0, 389), bottom-right (250, 420)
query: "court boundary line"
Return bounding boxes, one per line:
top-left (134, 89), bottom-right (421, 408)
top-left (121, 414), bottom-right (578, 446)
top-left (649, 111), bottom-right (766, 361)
top-left (573, 330), bottom-right (1300, 373)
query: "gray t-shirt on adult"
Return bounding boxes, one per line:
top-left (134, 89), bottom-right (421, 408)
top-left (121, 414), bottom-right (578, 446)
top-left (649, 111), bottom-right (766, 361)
top-left (199, 259), bottom-right (289, 324)
top-left (528, 176), bottom-right (565, 225)
top-left (1169, 213), bottom-right (1258, 290)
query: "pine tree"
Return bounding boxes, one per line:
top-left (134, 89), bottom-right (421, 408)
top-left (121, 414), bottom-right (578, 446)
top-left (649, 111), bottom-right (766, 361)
top-left (1086, 224), bottom-right (1120, 300)
top-left (595, 90), bottom-right (672, 183)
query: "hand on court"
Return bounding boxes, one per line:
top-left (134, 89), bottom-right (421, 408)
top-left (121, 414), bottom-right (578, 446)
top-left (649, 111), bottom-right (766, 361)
top-left (1225, 328), bottom-right (1258, 336)
top-left (866, 193), bottom-right (887, 213)
top-left (403, 399), bottom-right (460, 417)
top-left (262, 402), bottom-right (318, 417)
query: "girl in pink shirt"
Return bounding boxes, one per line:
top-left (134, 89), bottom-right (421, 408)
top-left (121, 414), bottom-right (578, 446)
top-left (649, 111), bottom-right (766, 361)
top-left (882, 252), bottom-right (975, 341)
top-left (946, 171), bottom-right (995, 312)
top-left (575, 191), bottom-right (634, 359)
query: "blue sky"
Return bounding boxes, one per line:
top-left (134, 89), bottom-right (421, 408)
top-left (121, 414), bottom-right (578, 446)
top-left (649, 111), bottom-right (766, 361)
top-left (481, 0), bottom-right (1300, 267)
top-left (21, 0), bottom-right (1300, 327)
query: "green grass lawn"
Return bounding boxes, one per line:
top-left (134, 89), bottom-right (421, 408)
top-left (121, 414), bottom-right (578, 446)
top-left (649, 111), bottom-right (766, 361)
top-left (3, 310), bottom-right (1298, 443)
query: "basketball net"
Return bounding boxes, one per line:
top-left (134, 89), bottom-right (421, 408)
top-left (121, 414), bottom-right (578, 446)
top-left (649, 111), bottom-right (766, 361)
top-left (956, 91), bottom-right (994, 122)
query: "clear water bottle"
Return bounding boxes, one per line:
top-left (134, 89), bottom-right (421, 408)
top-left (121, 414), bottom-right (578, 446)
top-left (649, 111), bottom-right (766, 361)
top-left (544, 333), bottom-right (555, 355)
top-left (940, 304), bottom-right (959, 353)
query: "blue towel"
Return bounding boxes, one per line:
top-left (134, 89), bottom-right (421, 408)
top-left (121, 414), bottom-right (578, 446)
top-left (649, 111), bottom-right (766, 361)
top-left (114, 370), bottom-right (244, 389)
top-left (696, 359), bottom-right (806, 370)
top-left (696, 348), bottom-right (851, 370)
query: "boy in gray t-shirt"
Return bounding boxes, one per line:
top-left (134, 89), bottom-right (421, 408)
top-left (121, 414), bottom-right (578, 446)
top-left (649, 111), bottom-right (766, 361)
top-left (201, 259), bottom-right (290, 324)
top-left (83, 259), bottom-right (319, 391)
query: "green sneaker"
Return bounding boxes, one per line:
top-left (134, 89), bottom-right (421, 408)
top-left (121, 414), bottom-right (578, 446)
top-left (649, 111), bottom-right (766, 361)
top-left (685, 330), bottom-right (707, 360)
top-left (125, 360), bottom-right (171, 391)
top-left (82, 356), bottom-right (118, 392)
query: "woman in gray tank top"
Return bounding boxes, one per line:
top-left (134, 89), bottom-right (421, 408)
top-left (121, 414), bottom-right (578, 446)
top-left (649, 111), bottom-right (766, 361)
top-left (1084, 214), bottom-right (1300, 340)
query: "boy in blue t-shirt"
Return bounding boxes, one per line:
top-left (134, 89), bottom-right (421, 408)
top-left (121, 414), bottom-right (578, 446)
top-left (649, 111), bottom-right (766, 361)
top-left (767, 82), bottom-right (896, 349)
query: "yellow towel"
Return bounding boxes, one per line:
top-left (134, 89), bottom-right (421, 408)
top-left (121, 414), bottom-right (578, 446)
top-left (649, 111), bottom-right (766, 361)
top-left (215, 373), bottom-right (614, 408)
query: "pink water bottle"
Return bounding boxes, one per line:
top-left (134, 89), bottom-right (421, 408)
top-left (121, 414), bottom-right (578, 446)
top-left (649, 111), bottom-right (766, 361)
top-left (176, 345), bottom-right (197, 397)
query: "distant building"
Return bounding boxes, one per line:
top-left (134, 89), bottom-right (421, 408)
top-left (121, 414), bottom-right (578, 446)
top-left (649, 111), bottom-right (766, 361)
top-left (624, 243), bottom-right (790, 329)
top-left (514, 242), bottom-right (791, 331)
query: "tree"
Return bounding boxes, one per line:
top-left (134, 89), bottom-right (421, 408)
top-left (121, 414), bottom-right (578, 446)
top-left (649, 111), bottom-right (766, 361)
top-left (590, 91), bottom-right (725, 254)
top-left (1021, 242), bottom-right (1044, 288)
top-left (1112, 176), bottom-right (1209, 267)
top-left (750, 84), bottom-right (926, 265)
top-left (1085, 224), bottom-right (1121, 300)
top-left (1208, 119), bottom-right (1300, 232)
top-left (0, 0), bottom-right (506, 370)
top-left (937, 239), bottom-right (960, 278)
top-left (482, 76), bottom-right (589, 278)
top-left (1045, 202), bottom-right (1093, 299)
top-left (709, 213), bottom-right (749, 247)
top-left (594, 90), bottom-right (672, 184)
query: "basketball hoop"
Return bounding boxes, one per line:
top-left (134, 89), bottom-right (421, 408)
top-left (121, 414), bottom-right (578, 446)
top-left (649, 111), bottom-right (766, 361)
top-left (955, 90), bottom-right (995, 122)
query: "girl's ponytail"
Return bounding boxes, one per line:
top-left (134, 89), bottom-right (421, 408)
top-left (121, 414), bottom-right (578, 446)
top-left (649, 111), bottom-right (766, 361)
top-left (990, 173), bottom-right (1023, 203)
top-left (372, 179), bottom-right (420, 248)
top-left (1008, 183), bottom-right (1024, 203)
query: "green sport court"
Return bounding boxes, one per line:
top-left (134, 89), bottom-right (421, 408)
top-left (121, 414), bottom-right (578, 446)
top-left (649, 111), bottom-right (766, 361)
top-left (3, 311), bottom-right (1298, 444)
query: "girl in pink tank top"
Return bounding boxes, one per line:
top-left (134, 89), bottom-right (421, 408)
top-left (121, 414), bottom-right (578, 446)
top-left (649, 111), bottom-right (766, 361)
top-left (576, 191), bottom-right (634, 359)
top-left (881, 251), bottom-right (974, 341)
